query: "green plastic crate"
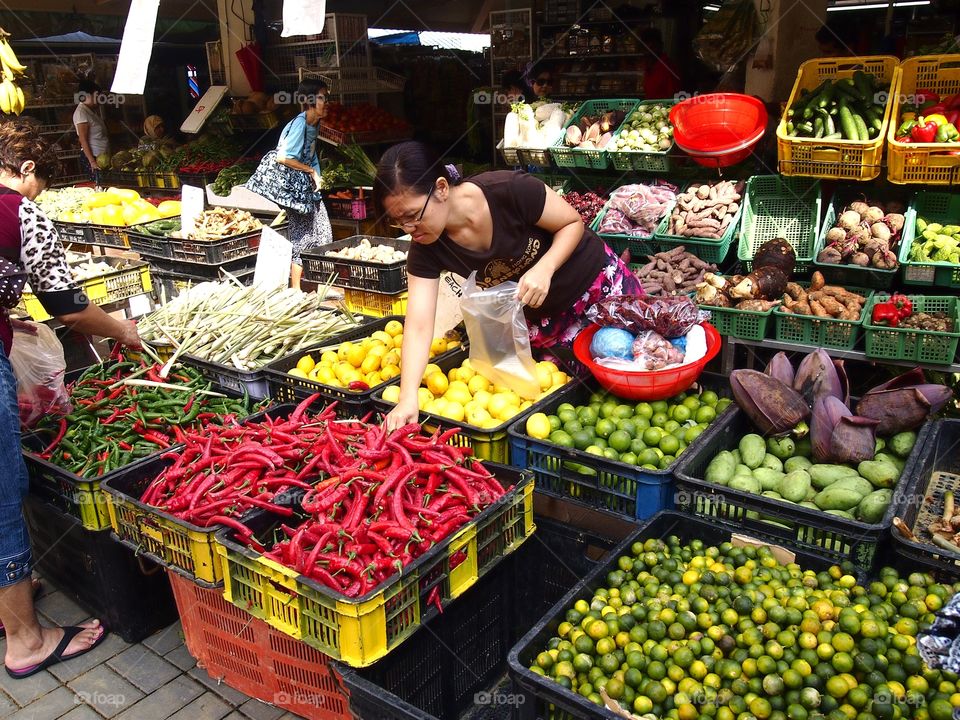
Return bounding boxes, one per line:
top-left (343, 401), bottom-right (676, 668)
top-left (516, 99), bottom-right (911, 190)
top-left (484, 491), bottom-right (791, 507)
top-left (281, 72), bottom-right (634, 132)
top-left (864, 295), bottom-right (960, 366)
top-left (737, 175), bottom-right (821, 274)
top-left (653, 181), bottom-right (743, 265)
top-left (898, 192), bottom-right (960, 288)
top-left (550, 99), bottom-right (638, 170)
top-left (593, 204), bottom-right (660, 259)
top-left (812, 190), bottom-right (914, 290)
top-left (607, 99), bottom-right (676, 173)
top-left (699, 302), bottom-right (775, 341)
top-left (774, 283), bottom-right (872, 351)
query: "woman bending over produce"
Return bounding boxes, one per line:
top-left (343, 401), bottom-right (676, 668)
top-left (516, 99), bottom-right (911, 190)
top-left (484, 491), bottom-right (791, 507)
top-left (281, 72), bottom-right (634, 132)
top-left (374, 141), bottom-right (640, 431)
top-left (0, 119), bottom-right (140, 680)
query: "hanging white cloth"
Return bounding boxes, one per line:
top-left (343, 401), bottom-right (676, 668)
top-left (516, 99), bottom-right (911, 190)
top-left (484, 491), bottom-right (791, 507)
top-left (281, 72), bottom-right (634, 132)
top-left (282, 0), bottom-right (327, 37)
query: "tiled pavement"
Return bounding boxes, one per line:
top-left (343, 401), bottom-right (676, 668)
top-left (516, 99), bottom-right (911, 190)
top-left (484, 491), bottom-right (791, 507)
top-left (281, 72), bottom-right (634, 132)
top-left (0, 586), bottom-right (304, 720)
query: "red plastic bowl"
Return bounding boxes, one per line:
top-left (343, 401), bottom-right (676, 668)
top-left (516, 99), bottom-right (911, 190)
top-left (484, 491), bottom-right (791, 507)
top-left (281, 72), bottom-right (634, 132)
top-left (573, 323), bottom-right (721, 401)
top-left (670, 94), bottom-right (768, 167)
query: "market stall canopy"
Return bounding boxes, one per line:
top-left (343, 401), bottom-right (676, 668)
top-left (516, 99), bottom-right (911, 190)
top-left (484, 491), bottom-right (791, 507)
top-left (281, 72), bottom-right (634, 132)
top-left (17, 31), bottom-right (119, 45)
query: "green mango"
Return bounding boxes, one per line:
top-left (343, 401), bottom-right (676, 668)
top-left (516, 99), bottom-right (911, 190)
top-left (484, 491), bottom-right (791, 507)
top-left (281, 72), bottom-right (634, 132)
top-left (739, 434), bottom-right (766, 470)
top-left (858, 460), bottom-right (899, 489)
top-left (753, 467), bottom-right (785, 492)
top-left (784, 456), bottom-right (813, 474)
top-left (705, 451), bottom-right (736, 486)
top-left (857, 488), bottom-right (893, 524)
top-left (810, 464), bottom-right (858, 490)
top-left (767, 436), bottom-right (796, 461)
top-left (814, 486), bottom-right (864, 511)
top-left (730, 475), bottom-right (761, 494)
top-left (830, 476), bottom-right (873, 497)
top-left (761, 454), bottom-right (784, 473)
top-left (780, 470), bottom-right (812, 503)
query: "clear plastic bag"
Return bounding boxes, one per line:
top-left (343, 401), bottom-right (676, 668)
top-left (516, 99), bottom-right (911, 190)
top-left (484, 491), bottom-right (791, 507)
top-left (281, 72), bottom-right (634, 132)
top-left (631, 331), bottom-right (686, 370)
top-left (9, 321), bottom-right (72, 428)
top-left (459, 272), bottom-right (539, 400)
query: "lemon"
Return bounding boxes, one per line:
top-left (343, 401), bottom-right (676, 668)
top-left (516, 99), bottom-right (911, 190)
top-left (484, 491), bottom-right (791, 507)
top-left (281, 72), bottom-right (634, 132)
top-left (360, 354), bottom-right (381, 374)
top-left (488, 393), bottom-right (510, 419)
top-left (316, 366), bottom-right (336, 384)
top-left (551, 371), bottom-right (569, 388)
top-left (417, 387), bottom-right (434, 407)
top-left (365, 371), bottom-right (382, 387)
top-left (443, 402), bottom-right (465, 422)
top-left (393, 333), bottom-right (403, 349)
top-left (338, 341), bottom-right (355, 362)
top-left (526, 412), bottom-right (551, 439)
top-left (535, 366), bottom-right (553, 391)
top-left (380, 364), bottom-right (400, 381)
top-left (445, 380), bottom-right (471, 405)
top-left (385, 319), bottom-right (404, 337)
top-left (426, 397), bottom-right (448, 416)
top-left (467, 406), bottom-right (492, 426)
top-left (320, 350), bottom-right (338, 365)
top-left (381, 350), bottom-right (400, 367)
top-left (479, 416), bottom-right (501, 429)
top-left (371, 330), bottom-right (393, 346)
top-left (288, 368), bottom-right (308, 379)
top-left (367, 344), bottom-right (388, 358)
top-left (382, 385), bottom-right (401, 403)
top-left (346, 345), bottom-right (366, 368)
top-left (423, 363), bottom-right (442, 380)
top-left (498, 404), bottom-right (520, 421)
top-left (430, 337), bottom-right (448, 355)
top-left (537, 359), bottom-right (559, 374)
top-left (472, 389), bottom-right (492, 409)
top-left (457, 364), bottom-right (476, 382)
top-left (296, 355), bottom-right (316, 374)
top-left (426, 372), bottom-right (449, 396)
top-left (519, 400), bottom-right (533, 411)
top-left (492, 384), bottom-right (511, 395)
top-left (447, 367), bottom-right (459, 383)
top-left (467, 374), bottom-right (491, 394)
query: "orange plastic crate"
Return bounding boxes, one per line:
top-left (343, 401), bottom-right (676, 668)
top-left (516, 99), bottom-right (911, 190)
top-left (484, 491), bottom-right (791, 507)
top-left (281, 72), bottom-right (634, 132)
top-left (777, 56), bottom-right (899, 181)
top-left (887, 54), bottom-right (960, 185)
top-left (168, 571), bottom-right (350, 720)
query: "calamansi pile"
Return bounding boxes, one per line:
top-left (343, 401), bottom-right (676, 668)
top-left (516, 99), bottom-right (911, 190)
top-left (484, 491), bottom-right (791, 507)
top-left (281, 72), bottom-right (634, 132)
top-left (530, 534), bottom-right (960, 720)
top-left (381, 359), bottom-right (570, 428)
top-left (287, 320), bottom-right (460, 391)
top-left (48, 187), bottom-right (181, 227)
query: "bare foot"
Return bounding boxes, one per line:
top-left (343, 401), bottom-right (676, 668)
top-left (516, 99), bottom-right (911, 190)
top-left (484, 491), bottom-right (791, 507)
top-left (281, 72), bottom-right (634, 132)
top-left (5, 620), bottom-right (103, 672)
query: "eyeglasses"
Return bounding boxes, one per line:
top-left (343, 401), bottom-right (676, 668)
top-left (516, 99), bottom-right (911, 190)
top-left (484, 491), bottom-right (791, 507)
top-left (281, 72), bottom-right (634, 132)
top-left (533, 77), bottom-right (552, 85)
top-left (389, 185), bottom-right (434, 230)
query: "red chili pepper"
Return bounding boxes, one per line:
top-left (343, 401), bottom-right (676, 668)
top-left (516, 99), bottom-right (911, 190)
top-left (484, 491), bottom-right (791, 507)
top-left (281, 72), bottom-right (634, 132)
top-left (41, 418), bottom-right (68, 455)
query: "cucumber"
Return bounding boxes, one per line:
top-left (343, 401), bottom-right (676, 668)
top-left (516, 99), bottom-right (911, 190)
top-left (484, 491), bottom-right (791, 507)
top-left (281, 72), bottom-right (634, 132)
top-left (814, 116), bottom-right (824, 138)
top-left (796, 121), bottom-right (814, 136)
top-left (853, 71), bottom-right (874, 102)
top-left (824, 132), bottom-right (842, 139)
top-left (838, 105), bottom-right (859, 141)
top-left (852, 112), bottom-right (869, 141)
top-left (864, 106), bottom-right (883, 131)
top-left (817, 82), bottom-right (836, 109)
top-left (818, 108), bottom-right (835, 136)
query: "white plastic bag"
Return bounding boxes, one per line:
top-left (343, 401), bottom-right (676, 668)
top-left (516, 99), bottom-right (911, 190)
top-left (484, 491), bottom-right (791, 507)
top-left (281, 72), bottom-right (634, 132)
top-left (459, 272), bottom-right (539, 400)
top-left (9, 321), bottom-right (72, 428)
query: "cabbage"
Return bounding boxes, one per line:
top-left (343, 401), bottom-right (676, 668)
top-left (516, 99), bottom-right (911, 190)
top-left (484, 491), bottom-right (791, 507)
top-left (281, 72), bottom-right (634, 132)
top-left (590, 327), bottom-right (635, 360)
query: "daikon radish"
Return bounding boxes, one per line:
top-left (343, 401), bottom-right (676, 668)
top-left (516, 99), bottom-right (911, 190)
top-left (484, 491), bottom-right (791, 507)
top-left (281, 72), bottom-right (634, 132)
top-left (503, 112), bottom-right (520, 148)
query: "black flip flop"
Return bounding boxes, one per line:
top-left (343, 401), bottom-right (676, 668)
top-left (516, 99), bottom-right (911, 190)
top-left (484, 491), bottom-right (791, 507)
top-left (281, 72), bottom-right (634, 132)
top-left (5, 625), bottom-right (108, 680)
top-left (0, 580), bottom-right (43, 639)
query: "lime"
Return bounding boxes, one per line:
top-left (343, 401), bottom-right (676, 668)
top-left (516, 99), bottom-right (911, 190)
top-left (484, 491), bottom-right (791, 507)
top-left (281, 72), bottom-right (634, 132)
top-left (696, 406), bottom-right (718, 424)
top-left (575, 634), bottom-right (594, 654)
top-left (639, 448), bottom-right (661, 467)
top-left (672, 405), bottom-right (692, 423)
top-left (563, 419), bottom-right (583, 435)
top-left (651, 400), bottom-right (669, 414)
top-left (660, 434), bottom-right (681, 455)
top-left (664, 420), bottom-right (682, 435)
top-left (659, 455), bottom-right (675, 470)
top-left (548, 415), bottom-right (562, 431)
top-left (683, 395), bottom-right (701, 411)
top-left (578, 406), bottom-right (599, 426)
top-left (619, 451), bottom-right (638, 465)
top-left (643, 427), bottom-right (664, 446)
top-left (929, 699), bottom-right (953, 720)
top-left (585, 446), bottom-right (605, 458)
top-left (612, 404), bottom-right (632, 419)
top-left (600, 653), bottom-right (620, 675)
top-left (618, 419), bottom-right (638, 437)
top-left (603, 447), bottom-right (620, 461)
top-left (572, 430), bottom-right (594, 450)
top-left (550, 430), bottom-right (574, 447)
top-left (596, 418), bottom-right (617, 438)
top-left (701, 390), bottom-right (719, 406)
top-left (634, 402), bottom-right (653, 419)
top-left (573, 653), bottom-right (594, 673)
top-left (716, 398), bottom-right (732, 413)
top-left (600, 400), bottom-right (618, 418)
top-left (651, 412), bottom-right (669, 428)
top-left (685, 426), bottom-right (705, 443)
top-left (631, 438), bottom-right (647, 454)
top-left (558, 408), bottom-right (577, 424)
top-left (606, 430), bottom-right (631, 453)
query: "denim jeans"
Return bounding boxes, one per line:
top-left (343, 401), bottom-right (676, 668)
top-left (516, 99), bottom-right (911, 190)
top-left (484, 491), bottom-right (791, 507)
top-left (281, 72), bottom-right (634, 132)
top-left (0, 344), bottom-right (31, 587)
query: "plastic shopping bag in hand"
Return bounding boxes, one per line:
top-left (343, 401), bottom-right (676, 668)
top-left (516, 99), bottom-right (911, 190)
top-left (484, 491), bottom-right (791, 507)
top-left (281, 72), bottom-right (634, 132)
top-left (459, 272), bottom-right (540, 400)
top-left (9, 321), bottom-right (72, 428)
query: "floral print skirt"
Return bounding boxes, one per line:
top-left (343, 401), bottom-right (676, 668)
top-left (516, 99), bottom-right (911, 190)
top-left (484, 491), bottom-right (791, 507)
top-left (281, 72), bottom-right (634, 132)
top-left (529, 242), bottom-right (642, 350)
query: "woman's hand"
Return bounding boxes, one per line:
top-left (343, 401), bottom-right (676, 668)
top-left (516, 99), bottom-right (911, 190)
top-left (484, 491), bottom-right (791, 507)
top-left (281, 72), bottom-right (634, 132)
top-left (517, 263), bottom-right (554, 309)
top-left (385, 397), bottom-right (420, 431)
top-left (116, 320), bottom-right (142, 350)
top-left (311, 170), bottom-right (322, 191)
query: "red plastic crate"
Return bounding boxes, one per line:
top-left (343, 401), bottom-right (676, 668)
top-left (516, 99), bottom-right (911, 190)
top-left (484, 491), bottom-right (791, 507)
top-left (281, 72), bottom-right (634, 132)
top-left (168, 572), bottom-right (351, 720)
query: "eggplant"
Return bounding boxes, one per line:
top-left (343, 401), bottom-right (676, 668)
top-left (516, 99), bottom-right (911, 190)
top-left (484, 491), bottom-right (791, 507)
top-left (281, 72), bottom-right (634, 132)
top-left (730, 369), bottom-right (810, 436)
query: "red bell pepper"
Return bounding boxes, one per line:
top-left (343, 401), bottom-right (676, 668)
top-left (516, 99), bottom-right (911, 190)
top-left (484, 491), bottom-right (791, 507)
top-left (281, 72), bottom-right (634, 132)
top-left (890, 293), bottom-right (913, 320)
top-left (911, 118), bottom-right (939, 143)
top-left (872, 302), bottom-right (901, 327)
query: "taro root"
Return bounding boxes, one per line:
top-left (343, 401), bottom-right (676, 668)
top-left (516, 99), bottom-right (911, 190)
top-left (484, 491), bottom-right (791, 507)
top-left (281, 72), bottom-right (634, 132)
top-left (794, 349), bottom-right (845, 407)
top-left (839, 210), bottom-right (862, 231)
top-left (753, 238), bottom-right (796, 277)
top-left (818, 246), bottom-right (842, 264)
top-left (731, 369), bottom-right (811, 436)
top-left (728, 267), bottom-right (788, 301)
top-left (565, 125), bottom-right (582, 146)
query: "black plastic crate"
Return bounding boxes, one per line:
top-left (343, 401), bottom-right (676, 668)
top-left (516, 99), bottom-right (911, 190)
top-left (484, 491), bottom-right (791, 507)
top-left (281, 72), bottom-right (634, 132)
top-left (672, 405), bottom-right (932, 569)
top-left (22, 494), bottom-right (178, 644)
top-left (507, 374), bottom-right (732, 521)
top-left (336, 513), bottom-right (622, 720)
top-left (149, 255), bottom-right (257, 280)
top-left (508, 511), bottom-right (841, 720)
top-left (891, 420), bottom-right (960, 582)
top-left (262, 314), bottom-right (400, 419)
top-left (323, 192), bottom-right (376, 221)
top-left (301, 236), bottom-right (409, 293)
top-left (53, 220), bottom-right (94, 245)
top-left (127, 222), bottom-right (286, 264)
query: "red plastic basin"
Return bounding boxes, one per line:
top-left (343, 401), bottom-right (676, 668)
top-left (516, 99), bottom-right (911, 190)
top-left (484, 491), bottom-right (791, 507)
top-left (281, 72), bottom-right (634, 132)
top-left (573, 323), bottom-right (721, 401)
top-left (670, 94), bottom-right (768, 167)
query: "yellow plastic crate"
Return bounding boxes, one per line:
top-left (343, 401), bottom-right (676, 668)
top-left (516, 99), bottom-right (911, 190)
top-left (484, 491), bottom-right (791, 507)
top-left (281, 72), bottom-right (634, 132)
top-left (887, 54), bottom-right (960, 185)
top-left (777, 56), bottom-right (899, 181)
top-left (343, 288), bottom-right (408, 317)
top-left (101, 457), bottom-right (223, 586)
top-left (214, 466), bottom-right (534, 667)
top-left (16, 259), bottom-right (152, 323)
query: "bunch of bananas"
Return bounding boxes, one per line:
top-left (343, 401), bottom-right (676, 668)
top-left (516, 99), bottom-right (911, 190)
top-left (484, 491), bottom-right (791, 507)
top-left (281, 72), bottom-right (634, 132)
top-left (0, 33), bottom-right (26, 115)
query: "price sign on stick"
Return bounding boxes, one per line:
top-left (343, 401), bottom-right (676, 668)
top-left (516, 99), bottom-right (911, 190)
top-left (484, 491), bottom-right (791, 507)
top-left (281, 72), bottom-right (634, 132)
top-left (111, 0), bottom-right (159, 94)
top-left (254, 226), bottom-right (292, 290)
top-left (180, 185), bottom-right (204, 239)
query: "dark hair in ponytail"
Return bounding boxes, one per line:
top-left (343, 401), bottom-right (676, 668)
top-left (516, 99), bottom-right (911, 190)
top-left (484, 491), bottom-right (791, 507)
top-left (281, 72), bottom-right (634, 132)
top-left (373, 141), bottom-right (459, 214)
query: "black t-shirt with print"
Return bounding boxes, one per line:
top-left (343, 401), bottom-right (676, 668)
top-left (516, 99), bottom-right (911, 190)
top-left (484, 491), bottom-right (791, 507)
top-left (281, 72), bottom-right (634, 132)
top-left (406, 171), bottom-right (607, 320)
